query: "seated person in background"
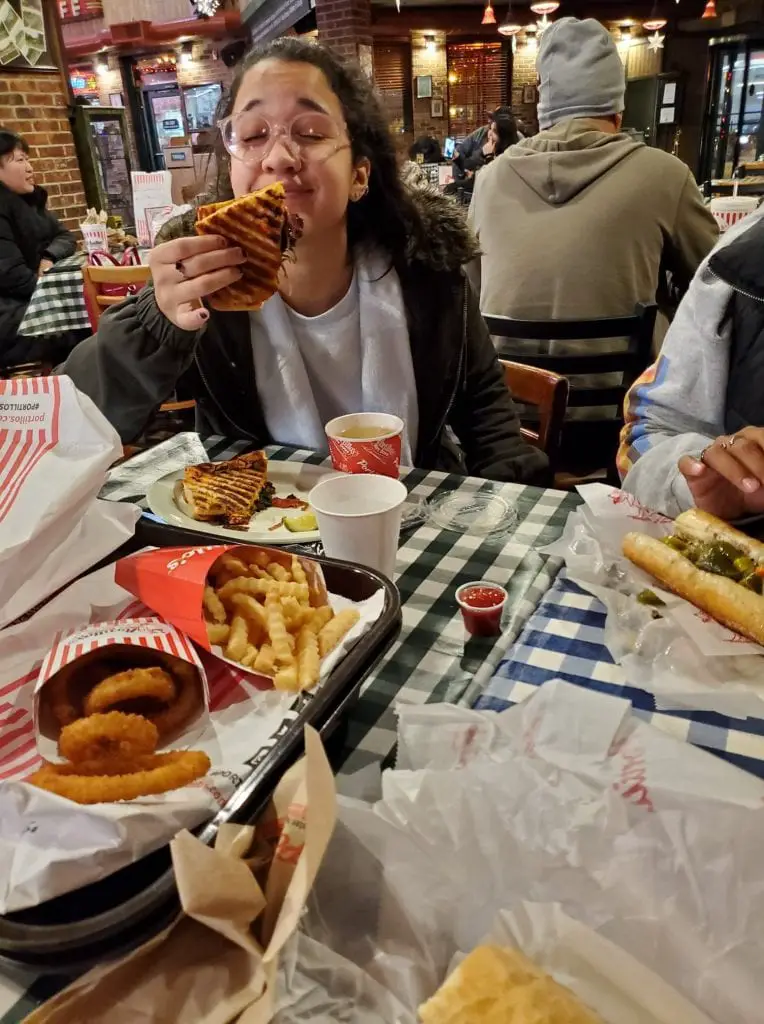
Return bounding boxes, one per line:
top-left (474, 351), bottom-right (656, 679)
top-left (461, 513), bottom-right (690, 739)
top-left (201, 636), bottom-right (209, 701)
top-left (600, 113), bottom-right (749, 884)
top-left (468, 18), bottom-right (717, 333)
top-left (619, 208), bottom-right (764, 521)
top-left (408, 136), bottom-right (442, 166)
top-left (446, 115), bottom-right (519, 198)
top-left (62, 39), bottom-right (548, 486)
top-left (0, 129), bottom-right (76, 367)
top-left (452, 106), bottom-right (515, 182)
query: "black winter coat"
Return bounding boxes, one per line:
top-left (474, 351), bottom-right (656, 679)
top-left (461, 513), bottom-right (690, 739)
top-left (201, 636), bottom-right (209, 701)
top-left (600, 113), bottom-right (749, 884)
top-left (0, 183), bottom-right (76, 365)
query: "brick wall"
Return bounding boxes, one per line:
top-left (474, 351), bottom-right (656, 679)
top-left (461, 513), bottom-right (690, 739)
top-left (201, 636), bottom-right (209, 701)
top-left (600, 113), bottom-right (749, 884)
top-left (0, 73), bottom-right (87, 229)
top-left (177, 53), bottom-right (234, 89)
top-left (511, 42), bottom-right (538, 134)
top-left (316, 0), bottom-right (372, 63)
top-left (411, 30), bottom-right (447, 143)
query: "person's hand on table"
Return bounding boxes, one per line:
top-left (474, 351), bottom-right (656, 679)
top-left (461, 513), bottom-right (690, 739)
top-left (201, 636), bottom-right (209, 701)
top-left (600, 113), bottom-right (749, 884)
top-left (38, 258), bottom-right (53, 276)
top-left (679, 427), bottom-right (764, 520)
top-left (149, 235), bottom-right (245, 332)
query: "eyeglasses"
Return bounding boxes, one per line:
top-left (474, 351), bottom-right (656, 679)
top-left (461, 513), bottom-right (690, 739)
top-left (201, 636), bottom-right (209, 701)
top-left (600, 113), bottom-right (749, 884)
top-left (217, 110), bottom-right (349, 166)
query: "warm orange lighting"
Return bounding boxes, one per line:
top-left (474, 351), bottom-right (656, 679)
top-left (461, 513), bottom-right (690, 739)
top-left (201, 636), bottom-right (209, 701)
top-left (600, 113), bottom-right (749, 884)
top-left (529, 0), bottom-right (559, 14)
top-left (643, 17), bottom-right (667, 29)
top-left (482, 2), bottom-right (497, 25)
top-left (701, 0), bottom-right (717, 16)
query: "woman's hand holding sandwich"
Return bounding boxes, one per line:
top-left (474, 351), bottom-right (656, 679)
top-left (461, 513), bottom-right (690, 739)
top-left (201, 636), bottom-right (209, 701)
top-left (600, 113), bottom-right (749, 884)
top-left (149, 235), bottom-right (246, 332)
top-left (679, 427), bottom-right (764, 521)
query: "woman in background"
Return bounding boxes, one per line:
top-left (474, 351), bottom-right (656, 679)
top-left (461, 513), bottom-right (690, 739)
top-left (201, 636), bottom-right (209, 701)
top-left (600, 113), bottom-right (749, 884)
top-left (447, 114), bottom-right (519, 200)
top-left (0, 129), bottom-right (76, 367)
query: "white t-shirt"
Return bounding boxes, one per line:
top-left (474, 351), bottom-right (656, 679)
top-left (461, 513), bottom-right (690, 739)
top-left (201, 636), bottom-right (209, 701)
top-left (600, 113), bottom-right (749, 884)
top-left (283, 272), bottom-right (362, 427)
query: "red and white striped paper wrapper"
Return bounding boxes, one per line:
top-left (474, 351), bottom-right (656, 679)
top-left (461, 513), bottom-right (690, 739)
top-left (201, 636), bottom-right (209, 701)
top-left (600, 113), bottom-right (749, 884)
top-left (0, 376), bottom-right (61, 527)
top-left (34, 616), bottom-right (209, 762)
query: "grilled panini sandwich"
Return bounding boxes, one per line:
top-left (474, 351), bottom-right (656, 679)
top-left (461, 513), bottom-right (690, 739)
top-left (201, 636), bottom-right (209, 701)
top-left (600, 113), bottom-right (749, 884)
top-left (182, 451), bottom-right (275, 527)
top-left (194, 182), bottom-right (302, 311)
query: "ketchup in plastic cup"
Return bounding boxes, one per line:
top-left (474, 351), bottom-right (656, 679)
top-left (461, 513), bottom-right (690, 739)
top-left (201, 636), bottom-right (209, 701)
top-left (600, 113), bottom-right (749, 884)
top-left (455, 581), bottom-right (508, 637)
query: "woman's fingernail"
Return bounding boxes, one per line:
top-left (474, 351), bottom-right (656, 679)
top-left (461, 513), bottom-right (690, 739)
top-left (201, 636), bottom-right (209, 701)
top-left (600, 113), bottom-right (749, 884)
top-left (742, 477), bottom-right (759, 492)
top-left (199, 309), bottom-right (209, 321)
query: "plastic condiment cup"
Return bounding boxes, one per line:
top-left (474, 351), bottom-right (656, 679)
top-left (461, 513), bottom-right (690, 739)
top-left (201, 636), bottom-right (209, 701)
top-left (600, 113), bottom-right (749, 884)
top-left (309, 473), bottom-right (408, 579)
top-left (455, 581), bottom-right (509, 637)
top-left (324, 413), bottom-right (404, 478)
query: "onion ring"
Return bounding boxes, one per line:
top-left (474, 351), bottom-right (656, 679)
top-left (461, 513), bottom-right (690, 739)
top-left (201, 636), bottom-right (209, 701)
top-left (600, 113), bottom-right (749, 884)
top-left (58, 712), bottom-right (159, 763)
top-left (83, 667), bottom-right (177, 716)
top-left (28, 751), bottom-right (211, 804)
top-left (148, 662), bottom-right (199, 738)
top-left (48, 674), bottom-right (79, 727)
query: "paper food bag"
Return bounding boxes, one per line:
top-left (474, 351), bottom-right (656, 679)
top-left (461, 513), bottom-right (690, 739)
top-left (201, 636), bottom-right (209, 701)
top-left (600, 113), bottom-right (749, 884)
top-left (34, 616), bottom-right (209, 760)
top-left (26, 726), bottom-right (336, 1024)
top-left (0, 375), bottom-right (138, 629)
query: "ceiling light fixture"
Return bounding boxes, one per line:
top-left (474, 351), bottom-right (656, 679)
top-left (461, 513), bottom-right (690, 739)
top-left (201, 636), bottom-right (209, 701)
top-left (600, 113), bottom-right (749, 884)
top-left (498, 3), bottom-right (523, 35)
top-left (482, 1), bottom-right (497, 25)
top-left (535, 13), bottom-right (552, 34)
top-left (701, 0), bottom-right (717, 16)
top-left (530, 0), bottom-right (559, 14)
top-left (647, 30), bottom-right (665, 52)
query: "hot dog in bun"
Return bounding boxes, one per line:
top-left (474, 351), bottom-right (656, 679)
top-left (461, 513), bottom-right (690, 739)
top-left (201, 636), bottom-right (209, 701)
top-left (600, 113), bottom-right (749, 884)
top-left (623, 509), bottom-right (764, 645)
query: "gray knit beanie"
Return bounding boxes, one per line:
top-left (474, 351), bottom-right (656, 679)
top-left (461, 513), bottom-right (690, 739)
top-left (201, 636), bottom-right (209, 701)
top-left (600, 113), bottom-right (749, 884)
top-left (536, 17), bottom-right (626, 131)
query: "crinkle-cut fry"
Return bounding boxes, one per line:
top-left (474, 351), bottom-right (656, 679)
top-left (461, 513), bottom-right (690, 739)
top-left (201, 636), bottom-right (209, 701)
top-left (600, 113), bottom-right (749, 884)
top-left (230, 593), bottom-right (268, 642)
top-left (296, 627), bottom-right (320, 691)
top-left (203, 585), bottom-right (227, 624)
top-left (304, 606), bottom-right (334, 636)
top-left (274, 665), bottom-right (299, 692)
top-left (253, 644), bottom-right (275, 676)
top-left (290, 556), bottom-right (308, 590)
top-left (265, 594), bottom-right (294, 667)
top-left (281, 596), bottom-right (306, 631)
top-left (206, 622), bottom-right (230, 647)
top-left (218, 576), bottom-right (309, 603)
top-left (225, 614), bottom-right (249, 663)
top-left (318, 608), bottom-right (361, 658)
top-left (29, 751), bottom-right (211, 804)
top-left (267, 561), bottom-right (290, 583)
top-left (217, 553), bottom-right (251, 578)
top-left (241, 644), bottom-right (259, 668)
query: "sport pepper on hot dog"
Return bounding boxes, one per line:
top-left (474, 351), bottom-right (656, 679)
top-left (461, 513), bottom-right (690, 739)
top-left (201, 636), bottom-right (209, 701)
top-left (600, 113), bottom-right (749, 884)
top-left (622, 508), bottom-right (764, 645)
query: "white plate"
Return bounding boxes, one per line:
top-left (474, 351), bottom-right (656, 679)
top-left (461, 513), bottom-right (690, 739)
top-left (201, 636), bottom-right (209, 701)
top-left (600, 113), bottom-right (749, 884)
top-left (146, 461), bottom-right (338, 544)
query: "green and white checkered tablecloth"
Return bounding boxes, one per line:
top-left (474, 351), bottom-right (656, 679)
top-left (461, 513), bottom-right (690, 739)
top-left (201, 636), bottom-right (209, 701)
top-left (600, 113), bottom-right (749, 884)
top-left (0, 434), bottom-right (579, 1021)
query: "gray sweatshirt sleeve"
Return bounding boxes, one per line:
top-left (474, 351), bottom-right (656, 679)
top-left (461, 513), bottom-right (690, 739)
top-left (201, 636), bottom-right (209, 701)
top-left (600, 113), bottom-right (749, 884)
top-left (618, 263), bottom-right (733, 517)
top-left (61, 284), bottom-right (203, 443)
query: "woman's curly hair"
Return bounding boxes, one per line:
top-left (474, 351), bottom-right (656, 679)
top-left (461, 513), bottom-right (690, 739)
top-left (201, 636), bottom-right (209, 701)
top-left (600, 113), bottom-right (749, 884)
top-left (211, 37), bottom-right (418, 267)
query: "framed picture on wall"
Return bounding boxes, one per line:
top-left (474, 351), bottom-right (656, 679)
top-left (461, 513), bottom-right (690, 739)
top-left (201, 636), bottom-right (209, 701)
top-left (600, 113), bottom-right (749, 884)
top-left (522, 84), bottom-right (537, 104)
top-left (416, 75), bottom-right (433, 100)
top-left (431, 98), bottom-right (444, 118)
top-left (0, 0), bottom-right (57, 72)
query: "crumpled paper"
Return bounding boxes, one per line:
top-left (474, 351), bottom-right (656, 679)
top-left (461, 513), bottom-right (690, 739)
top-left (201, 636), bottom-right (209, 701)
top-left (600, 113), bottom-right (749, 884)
top-left (277, 682), bottom-right (764, 1024)
top-left (543, 483), bottom-right (764, 717)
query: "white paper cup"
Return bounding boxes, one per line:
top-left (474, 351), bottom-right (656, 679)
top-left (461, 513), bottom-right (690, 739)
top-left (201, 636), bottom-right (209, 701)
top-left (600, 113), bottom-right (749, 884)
top-left (81, 222), bottom-right (109, 254)
top-left (309, 473), bottom-right (408, 579)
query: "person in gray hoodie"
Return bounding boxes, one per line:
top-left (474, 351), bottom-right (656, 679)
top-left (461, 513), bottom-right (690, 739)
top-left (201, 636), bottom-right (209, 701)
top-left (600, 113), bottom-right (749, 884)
top-left (468, 18), bottom-right (717, 330)
top-left (619, 208), bottom-right (764, 521)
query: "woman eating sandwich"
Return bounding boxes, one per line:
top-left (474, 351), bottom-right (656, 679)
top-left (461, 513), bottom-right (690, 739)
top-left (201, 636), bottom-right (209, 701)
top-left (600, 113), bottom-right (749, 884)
top-left (62, 38), bottom-right (547, 484)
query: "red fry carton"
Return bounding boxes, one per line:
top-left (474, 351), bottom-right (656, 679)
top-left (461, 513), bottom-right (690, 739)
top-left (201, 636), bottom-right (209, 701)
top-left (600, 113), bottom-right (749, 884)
top-left (114, 545), bottom-right (330, 676)
top-left (34, 616), bottom-right (209, 762)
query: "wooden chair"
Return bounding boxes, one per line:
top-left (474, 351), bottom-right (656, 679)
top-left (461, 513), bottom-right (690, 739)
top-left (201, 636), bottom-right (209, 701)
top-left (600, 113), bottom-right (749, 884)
top-left (500, 360), bottom-right (568, 471)
top-left (485, 303), bottom-right (657, 483)
top-left (2, 361), bottom-right (52, 378)
top-left (81, 264), bottom-right (152, 330)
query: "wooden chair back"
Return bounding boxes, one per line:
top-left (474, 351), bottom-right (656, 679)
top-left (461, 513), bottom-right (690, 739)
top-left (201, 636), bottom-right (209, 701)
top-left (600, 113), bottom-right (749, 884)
top-left (81, 264), bottom-right (152, 330)
top-left (500, 360), bottom-right (568, 469)
top-left (485, 303), bottom-right (657, 477)
top-left (2, 361), bottom-right (52, 379)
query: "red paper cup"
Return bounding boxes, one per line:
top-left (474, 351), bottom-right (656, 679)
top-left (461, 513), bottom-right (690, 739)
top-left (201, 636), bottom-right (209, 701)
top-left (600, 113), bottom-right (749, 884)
top-left (325, 413), bottom-right (404, 478)
top-left (455, 581), bottom-right (508, 638)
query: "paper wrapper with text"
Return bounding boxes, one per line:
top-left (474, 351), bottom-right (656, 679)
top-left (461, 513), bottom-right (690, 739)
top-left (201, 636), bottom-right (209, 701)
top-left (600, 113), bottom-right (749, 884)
top-left (0, 375), bottom-right (137, 629)
top-left (115, 544), bottom-right (331, 682)
top-left (25, 726), bottom-right (336, 1024)
top-left (33, 616), bottom-right (210, 761)
top-left (543, 483), bottom-right (764, 717)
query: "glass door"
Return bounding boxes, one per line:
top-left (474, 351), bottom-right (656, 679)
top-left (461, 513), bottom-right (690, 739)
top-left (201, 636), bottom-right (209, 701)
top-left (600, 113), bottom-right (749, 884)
top-left (146, 88), bottom-right (187, 166)
top-left (702, 39), bottom-right (764, 180)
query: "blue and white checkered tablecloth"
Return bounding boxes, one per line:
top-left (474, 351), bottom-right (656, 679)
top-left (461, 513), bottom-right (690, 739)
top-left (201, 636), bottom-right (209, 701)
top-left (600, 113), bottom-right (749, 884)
top-left (475, 570), bottom-right (764, 778)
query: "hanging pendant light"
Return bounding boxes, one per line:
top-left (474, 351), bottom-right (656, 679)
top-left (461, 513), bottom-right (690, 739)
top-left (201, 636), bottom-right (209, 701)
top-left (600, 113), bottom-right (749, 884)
top-left (482, 1), bottom-right (497, 25)
top-left (643, 2), bottom-right (667, 31)
top-left (530, 0), bottom-right (559, 14)
top-left (498, 3), bottom-right (523, 35)
top-left (536, 13), bottom-right (552, 34)
top-left (701, 0), bottom-right (717, 16)
top-left (647, 30), bottom-right (665, 52)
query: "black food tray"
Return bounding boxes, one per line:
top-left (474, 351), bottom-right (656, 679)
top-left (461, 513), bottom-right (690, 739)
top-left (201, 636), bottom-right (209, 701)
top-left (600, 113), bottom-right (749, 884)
top-left (0, 521), bottom-right (401, 976)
